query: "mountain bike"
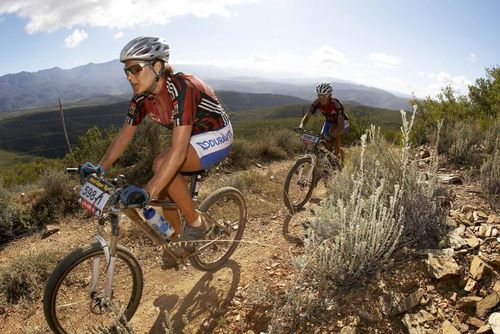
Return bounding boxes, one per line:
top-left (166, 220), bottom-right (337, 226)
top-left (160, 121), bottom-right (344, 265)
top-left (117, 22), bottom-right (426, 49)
top-left (283, 128), bottom-right (341, 213)
top-left (43, 169), bottom-right (246, 333)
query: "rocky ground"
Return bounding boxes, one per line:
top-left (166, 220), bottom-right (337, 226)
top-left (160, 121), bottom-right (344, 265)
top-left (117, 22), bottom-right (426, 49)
top-left (0, 156), bottom-right (499, 333)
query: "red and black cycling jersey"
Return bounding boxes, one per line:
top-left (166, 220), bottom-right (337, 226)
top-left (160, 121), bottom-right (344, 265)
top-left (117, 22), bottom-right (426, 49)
top-left (309, 97), bottom-right (344, 121)
top-left (125, 72), bottom-right (230, 135)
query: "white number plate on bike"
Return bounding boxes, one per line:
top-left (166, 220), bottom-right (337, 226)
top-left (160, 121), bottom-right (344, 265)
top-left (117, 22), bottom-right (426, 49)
top-left (302, 133), bottom-right (320, 144)
top-left (79, 176), bottom-right (111, 218)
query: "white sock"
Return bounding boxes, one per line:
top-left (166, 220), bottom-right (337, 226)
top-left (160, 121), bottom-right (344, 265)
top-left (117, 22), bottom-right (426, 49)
top-left (191, 215), bottom-right (202, 227)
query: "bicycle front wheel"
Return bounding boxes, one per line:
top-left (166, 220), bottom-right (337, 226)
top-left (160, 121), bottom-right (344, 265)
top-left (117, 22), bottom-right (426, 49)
top-left (43, 243), bottom-right (143, 334)
top-left (191, 187), bottom-right (247, 271)
top-left (283, 156), bottom-right (318, 213)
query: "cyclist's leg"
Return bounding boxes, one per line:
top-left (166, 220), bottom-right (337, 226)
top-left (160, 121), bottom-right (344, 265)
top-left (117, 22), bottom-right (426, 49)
top-left (321, 120), bottom-right (333, 150)
top-left (160, 123), bottom-right (233, 242)
top-left (332, 134), bottom-right (343, 162)
top-left (154, 146), bottom-right (201, 239)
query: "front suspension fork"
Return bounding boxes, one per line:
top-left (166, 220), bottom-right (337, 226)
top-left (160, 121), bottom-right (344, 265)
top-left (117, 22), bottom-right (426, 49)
top-left (89, 212), bottom-right (120, 311)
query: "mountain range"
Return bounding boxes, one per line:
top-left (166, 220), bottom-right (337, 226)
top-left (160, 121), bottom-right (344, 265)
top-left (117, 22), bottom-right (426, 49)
top-left (0, 60), bottom-right (412, 113)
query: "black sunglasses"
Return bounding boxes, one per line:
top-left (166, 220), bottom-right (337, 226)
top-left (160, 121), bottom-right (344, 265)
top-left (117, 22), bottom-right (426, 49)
top-left (123, 62), bottom-right (151, 76)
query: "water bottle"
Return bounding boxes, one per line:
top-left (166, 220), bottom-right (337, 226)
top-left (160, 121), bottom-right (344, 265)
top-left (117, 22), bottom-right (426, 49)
top-left (143, 206), bottom-right (175, 241)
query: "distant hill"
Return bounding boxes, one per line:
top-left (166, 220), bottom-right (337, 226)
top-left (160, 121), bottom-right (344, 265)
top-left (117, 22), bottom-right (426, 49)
top-left (0, 60), bottom-right (411, 113)
top-left (0, 94), bottom-right (402, 159)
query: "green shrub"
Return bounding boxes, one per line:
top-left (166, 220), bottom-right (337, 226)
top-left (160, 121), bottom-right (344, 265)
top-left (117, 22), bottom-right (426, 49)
top-left (118, 119), bottom-right (170, 186)
top-left (255, 141), bottom-right (288, 162)
top-left (0, 250), bottom-right (60, 304)
top-left (71, 126), bottom-right (117, 166)
top-left (274, 128), bottom-right (303, 155)
top-left (480, 144), bottom-right (500, 196)
top-left (224, 170), bottom-right (267, 193)
top-left (0, 182), bottom-right (33, 242)
top-left (440, 120), bottom-right (483, 166)
top-left (30, 169), bottom-right (80, 226)
top-left (0, 157), bottom-right (63, 188)
top-left (225, 139), bottom-right (258, 170)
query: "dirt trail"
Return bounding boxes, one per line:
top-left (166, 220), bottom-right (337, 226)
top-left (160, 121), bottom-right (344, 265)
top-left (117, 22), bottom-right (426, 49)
top-left (0, 160), bottom-right (313, 334)
top-left (2, 158), bottom-right (495, 334)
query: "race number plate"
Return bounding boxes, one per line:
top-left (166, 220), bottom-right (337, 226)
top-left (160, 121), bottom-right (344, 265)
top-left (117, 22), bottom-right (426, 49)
top-left (79, 176), bottom-right (111, 217)
top-left (302, 133), bottom-right (320, 144)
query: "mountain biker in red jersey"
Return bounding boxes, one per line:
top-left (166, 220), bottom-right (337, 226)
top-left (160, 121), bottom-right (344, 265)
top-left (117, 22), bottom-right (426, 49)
top-left (298, 82), bottom-right (347, 162)
top-left (79, 36), bottom-right (233, 257)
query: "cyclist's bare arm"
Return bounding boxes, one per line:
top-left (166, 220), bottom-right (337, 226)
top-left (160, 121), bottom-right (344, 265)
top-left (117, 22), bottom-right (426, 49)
top-left (99, 123), bottom-right (138, 170)
top-left (299, 111), bottom-right (313, 128)
top-left (144, 124), bottom-right (193, 198)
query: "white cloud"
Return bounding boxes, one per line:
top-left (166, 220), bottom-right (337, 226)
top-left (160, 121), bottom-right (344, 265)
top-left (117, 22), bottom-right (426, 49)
top-left (113, 31), bottom-right (124, 39)
top-left (64, 29), bottom-right (88, 48)
top-left (468, 52), bottom-right (478, 63)
top-left (368, 53), bottom-right (401, 69)
top-left (180, 47), bottom-right (471, 98)
top-left (183, 52), bottom-right (301, 76)
top-left (178, 45), bottom-right (349, 79)
top-left (0, 0), bottom-right (261, 33)
top-left (418, 71), bottom-right (472, 96)
top-left (309, 46), bottom-right (347, 68)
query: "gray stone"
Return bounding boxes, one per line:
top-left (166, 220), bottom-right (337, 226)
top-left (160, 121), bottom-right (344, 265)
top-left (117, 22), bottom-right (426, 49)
top-left (402, 310), bottom-right (436, 334)
top-left (490, 312), bottom-right (500, 334)
top-left (465, 236), bottom-right (481, 249)
top-left (426, 252), bottom-right (461, 279)
top-left (389, 289), bottom-right (425, 316)
top-left (448, 233), bottom-right (469, 249)
top-left (439, 174), bottom-right (462, 184)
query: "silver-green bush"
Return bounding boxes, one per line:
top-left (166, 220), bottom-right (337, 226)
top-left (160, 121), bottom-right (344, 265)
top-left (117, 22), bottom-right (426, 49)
top-left (270, 107), bottom-right (449, 332)
top-left (480, 143), bottom-right (500, 196)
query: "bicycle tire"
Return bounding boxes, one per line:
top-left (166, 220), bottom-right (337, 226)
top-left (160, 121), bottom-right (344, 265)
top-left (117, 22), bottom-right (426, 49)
top-left (191, 187), bottom-right (246, 271)
top-left (283, 156), bottom-right (319, 214)
top-left (43, 243), bottom-right (143, 333)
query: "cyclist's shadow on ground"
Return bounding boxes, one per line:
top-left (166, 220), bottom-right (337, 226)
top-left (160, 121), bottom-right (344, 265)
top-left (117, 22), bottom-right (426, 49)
top-left (149, 259), bottom-right (241, 334)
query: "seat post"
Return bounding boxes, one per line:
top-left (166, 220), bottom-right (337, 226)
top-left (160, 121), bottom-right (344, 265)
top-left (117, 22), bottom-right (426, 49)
top-left (182, 170), bottom-right (205, 200)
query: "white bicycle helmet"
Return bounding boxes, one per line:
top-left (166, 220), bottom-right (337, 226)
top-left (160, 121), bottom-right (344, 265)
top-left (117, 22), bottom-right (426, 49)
top-left (120, 36), bottom-right (170, 63)
top-left (315, 82), bottom-right (333, 95)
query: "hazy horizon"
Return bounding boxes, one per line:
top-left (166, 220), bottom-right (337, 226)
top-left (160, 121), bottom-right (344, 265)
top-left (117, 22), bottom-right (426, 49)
top-left (1, 0), bottom-right (498, 99)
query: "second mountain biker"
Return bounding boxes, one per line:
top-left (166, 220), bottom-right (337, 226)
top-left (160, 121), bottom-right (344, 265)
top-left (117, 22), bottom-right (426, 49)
top-left (299, 82), bottom-right (348, 162)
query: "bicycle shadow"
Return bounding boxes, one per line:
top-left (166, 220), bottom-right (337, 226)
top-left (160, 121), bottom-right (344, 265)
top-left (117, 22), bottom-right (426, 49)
top-left (282, 213), bottom-right (304, 246)
top-left (149, 259), bottom-right (241, 333)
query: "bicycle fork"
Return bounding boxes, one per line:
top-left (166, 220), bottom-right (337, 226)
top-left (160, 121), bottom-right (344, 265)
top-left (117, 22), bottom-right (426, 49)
top-left (89, 212), bottom-right (120, 313)
top-left (299, 154), bottom-right (317, 187)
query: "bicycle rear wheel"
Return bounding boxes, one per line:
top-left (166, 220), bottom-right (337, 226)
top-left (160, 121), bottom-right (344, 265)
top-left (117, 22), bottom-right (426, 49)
top-left (191, 187), bottom-right (246, 271)
top-left (43, 243), bottom-right (143, 334)
top-left (283, 156), bottom-right (319, 214)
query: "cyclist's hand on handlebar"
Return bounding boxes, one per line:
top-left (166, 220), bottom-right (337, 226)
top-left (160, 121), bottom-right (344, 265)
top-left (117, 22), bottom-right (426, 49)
top-left (120, 185), bottom-right (150, 208)
top-left (78, 162), bottom-right (105, 179)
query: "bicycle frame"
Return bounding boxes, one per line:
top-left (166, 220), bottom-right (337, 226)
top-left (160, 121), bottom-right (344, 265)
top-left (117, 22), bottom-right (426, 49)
top-left (88, 171), bottom-right (204, 304)
top-left (298, 129), bottom-right (333, 177)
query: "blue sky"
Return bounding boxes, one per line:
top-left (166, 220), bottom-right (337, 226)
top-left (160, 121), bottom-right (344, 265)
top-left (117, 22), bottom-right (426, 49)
top-left (0, 0), bottom-right (498, 98)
